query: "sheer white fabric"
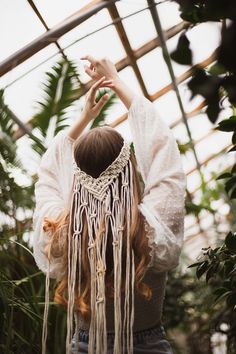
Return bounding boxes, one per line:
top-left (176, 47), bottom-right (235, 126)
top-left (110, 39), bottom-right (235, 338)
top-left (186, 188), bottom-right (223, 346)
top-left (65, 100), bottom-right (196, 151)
top-left (32, 94), bottom-right (186, 277)
top-left (127, 95), bottom-right (186, 272)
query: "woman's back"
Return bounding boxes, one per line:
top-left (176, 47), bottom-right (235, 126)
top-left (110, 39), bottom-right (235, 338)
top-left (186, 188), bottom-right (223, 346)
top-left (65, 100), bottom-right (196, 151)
top-left (32, 57), bottom-right (186, 354)
top-left (77, 269), bottom-right (167, 333)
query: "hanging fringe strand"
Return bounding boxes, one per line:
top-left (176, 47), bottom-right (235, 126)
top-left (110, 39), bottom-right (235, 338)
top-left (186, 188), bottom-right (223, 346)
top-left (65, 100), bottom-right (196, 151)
top-left (42, 139), bottom-right (135, 354)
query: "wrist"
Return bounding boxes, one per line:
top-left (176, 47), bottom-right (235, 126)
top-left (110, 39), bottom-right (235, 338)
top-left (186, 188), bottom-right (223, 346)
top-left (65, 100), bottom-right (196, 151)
top-left (81, 109), bottom-right (92, 122)
top-left (112, 76), bottom-right (123, 92)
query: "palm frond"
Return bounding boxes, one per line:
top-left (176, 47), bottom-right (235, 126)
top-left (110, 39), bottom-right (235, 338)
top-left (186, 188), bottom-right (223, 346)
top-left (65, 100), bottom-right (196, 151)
top-left (0, 89), bottom-right (15, 136)
top-left (90, 90), bottom-right (117, 129)
top-left (31, 59), bottom-right (81, 155)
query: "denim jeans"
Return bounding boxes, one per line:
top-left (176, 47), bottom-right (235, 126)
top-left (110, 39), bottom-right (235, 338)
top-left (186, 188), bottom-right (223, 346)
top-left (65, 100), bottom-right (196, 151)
top-left (70, 324), bottom-right (174, 354)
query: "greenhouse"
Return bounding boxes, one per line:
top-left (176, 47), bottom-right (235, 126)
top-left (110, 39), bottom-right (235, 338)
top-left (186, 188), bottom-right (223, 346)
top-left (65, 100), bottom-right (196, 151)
top-left (1, 1), bottom-right (236, 354)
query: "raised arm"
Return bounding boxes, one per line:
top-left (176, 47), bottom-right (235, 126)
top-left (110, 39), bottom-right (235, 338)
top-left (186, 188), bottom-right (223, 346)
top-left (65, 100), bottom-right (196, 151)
top-left (33, 78), bottom-right (111, 278)
top-left (81, 55), bottom-right (187, 272)
top-left (128, 95), bottom-right (187, 272)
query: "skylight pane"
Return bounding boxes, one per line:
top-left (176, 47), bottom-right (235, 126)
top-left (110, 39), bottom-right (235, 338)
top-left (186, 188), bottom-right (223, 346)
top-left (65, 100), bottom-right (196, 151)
top-left (137, 47), bottom-right (170, 95)
top-left (0, 0), bottom-right (45, 61)
top-left (3, 48), bottom-right (62, 121)
top-left (157, 1), bottom-right (182, 30)
top-left (62, 25), bottom-right (126, 83)
top-left (120, 9), bottom-right (157, 50)
top-left (33, 0), bottom-right (92, 28)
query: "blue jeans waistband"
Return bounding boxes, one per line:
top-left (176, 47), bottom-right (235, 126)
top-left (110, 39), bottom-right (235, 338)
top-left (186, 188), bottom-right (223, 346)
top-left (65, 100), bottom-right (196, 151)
top-left (76, 324), bottom-right (166, 345)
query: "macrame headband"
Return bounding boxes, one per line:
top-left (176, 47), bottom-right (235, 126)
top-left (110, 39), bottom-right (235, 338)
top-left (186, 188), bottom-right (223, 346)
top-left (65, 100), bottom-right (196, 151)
top-left (73, 140), bottom-right (131, 201)
top-left (42, 138), bottom-right (136, 354)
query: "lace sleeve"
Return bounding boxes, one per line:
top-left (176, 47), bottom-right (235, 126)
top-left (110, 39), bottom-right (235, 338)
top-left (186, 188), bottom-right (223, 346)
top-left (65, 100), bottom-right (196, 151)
top-left (127, 95), bottom-right (187, 272)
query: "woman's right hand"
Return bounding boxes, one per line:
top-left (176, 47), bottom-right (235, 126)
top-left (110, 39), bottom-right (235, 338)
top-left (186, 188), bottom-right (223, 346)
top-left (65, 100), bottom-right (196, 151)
top-left (81, 55), bottom-right (135, 110)
top-left (81, 55), bottom-right (119, 82)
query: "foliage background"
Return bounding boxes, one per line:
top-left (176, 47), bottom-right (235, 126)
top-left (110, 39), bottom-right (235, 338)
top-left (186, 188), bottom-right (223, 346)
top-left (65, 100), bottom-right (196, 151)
top-left (1, 0), bottom-right (236, 353)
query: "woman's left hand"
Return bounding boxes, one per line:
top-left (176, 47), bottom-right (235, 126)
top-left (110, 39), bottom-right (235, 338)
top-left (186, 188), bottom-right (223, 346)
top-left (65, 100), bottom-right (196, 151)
top-left (82, 76), bottom-right (113, 120)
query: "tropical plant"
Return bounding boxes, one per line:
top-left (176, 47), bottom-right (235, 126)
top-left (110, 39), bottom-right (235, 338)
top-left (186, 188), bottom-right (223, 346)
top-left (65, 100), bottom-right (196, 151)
top-left (171, 0), bottom-right (236, 123)
top-left (189, 232), bottom-right (236, 353)
top-left (170, 1), bottom-right (236, 352)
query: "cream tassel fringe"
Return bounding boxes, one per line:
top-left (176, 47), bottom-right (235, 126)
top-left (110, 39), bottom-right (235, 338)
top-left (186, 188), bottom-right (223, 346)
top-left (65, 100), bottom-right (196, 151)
top-left (42, 159), bottom-right (135, 354)
top-left (42, 260), bottom-right (50, 354)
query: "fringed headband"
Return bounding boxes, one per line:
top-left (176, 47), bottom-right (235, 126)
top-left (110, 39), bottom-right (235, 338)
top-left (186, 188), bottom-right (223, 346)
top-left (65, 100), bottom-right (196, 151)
top-left (42, 137), bottom-right (136, 354)
top-left (72, 139), bottom-right (131, 201)
top-left (68, 137), bottom-right (135, 353)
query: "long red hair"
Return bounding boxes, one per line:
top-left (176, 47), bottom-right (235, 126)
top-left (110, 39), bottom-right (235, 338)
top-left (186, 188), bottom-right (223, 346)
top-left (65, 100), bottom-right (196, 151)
top-left (43, 126), bottom-right (152, 322)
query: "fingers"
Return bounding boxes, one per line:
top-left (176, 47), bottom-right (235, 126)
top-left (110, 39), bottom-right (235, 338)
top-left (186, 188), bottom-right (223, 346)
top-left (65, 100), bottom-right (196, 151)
top-left (95, 93), bottom-right (110, 112)
top-left (88, 77), bottom-right (112, 102)
top-left (80, 55), bottom-right (97, 65)
top-left (84, 64), bottom-right (96, 78)
top-left (89, 63), bottom-right (95, 71)
top-left (91, 76), bottom-right (107, 90)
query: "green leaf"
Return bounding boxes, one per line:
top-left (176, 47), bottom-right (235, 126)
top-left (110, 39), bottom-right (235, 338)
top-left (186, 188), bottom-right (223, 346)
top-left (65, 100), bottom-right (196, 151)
top-left (31, 58), bottom-right (81, 156)
top-left (232, 131), bottom-right (236, 144)
top-left (216, 172), bottom-right (232, 180)
top-left (188, 67), bottom-right (221, 123)
top-left (217, 116), bottom-right (236, 132)
top-left (205, 264), bottom-right (217, 283)
top-left (226, 293), bottom-right (236, 307)
top-left (213, 287), bottom-right (229, 297)
top-left (225, 176), bottom-right (236, 193)
top-left (196, 261), bottom-right (209, 279)
top-left (208, 62), bottom-right (227, 75)
top-left (170, 32), bottom-right (192, 65)
top-left (225, 232), bottom-right (236, 253)
top-left (213, 289), bottom-right (232, 304)
top-left (231, 164), bottom-right (236, 174)
top-left (230, 187), bottom-right (236, 199)
top-left (180, 7), bottom-right (201, 23)
top-left (90, 91), bottom-right (117, 129)
top-left (188, 261), bottom-right (204, 268)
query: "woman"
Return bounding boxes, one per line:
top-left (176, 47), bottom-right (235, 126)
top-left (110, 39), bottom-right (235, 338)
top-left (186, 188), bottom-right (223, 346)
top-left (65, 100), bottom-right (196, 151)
top-left (32, 56), bottom-right (186, 354)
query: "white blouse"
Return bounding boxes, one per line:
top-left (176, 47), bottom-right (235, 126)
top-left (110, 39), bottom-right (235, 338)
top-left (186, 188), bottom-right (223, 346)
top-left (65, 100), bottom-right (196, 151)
top-left (32, 94), bottom-right (187, 279)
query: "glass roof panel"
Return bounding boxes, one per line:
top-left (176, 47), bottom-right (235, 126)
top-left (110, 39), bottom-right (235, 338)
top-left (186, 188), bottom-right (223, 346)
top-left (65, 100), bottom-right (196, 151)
top-left (62, 25), bottom-right (126, 83)
top-left (157, 1), bottom-right (182, 30)
top-left (195, 131), bottom-right (232, 165)
top-left (119, 9), bottom-right (157, 50)
top-left (137, 47), bottom-right (171, 94)
top-left (33, 0), bottom-right (92, 27)
top-left (1, 44), bottom-right (59, 87)
top-left (3, 46), bottom-right (62, 121)
top-left (0, 0), bottom-right (45, 61)
top-left (58, 8), bottom-right (112, 47)
top-left (153, 91), bottom-right (182, 125)
top-left (116, 0), bottom-right (148, 17)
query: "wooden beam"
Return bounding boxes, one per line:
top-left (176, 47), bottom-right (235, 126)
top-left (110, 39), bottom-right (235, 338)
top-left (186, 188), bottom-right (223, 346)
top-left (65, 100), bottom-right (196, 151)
top-left (108, 4), bottom-right (150, 97)
top-left (150, 50), bottom-right (217, 101)
top-left (26, 0), bottom-right (69, 62)
top-left (189, 161), bottom-right (234, 197)
top-left (110, 99), bottom-right (207, 129)
top-left (12, 21), bottom-right (187, 140)
top-left (0, 0), bottom-right (118, 76)
top-left (75, 22), bottom-right (189, 98)
top-left (109, 51), bottom-right (215, 128)
top-left (186, 143), bottom-right (232, 176)
top-left (170, 100), bottom-right (207, 129)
